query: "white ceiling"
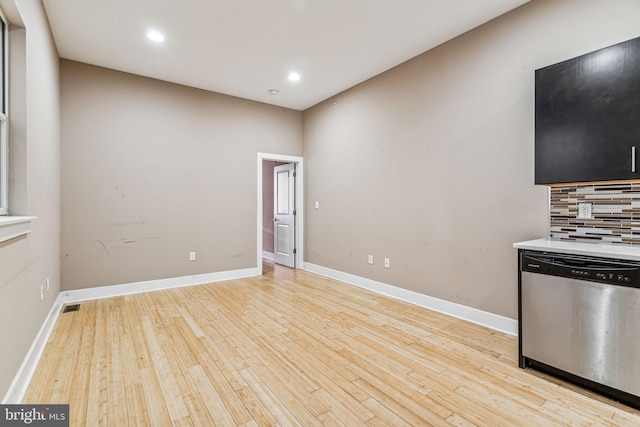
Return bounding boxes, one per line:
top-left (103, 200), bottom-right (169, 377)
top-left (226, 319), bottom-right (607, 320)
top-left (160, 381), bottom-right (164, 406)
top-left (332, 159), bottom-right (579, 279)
top-left (41, 0), bottom-right (530, 111)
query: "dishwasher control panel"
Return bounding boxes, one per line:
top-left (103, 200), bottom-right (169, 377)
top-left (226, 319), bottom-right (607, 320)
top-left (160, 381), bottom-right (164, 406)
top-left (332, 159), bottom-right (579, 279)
top-left (521, 251), bottom-right (640, 288)
top-left (591, 272), bottom-right (633, 283)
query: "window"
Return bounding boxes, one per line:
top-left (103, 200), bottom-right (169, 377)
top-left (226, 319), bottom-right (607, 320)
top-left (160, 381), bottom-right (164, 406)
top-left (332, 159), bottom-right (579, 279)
top-left (0, 11), bottom-right (33, 244)
top-left (0, 13), bottom-right (7, 216)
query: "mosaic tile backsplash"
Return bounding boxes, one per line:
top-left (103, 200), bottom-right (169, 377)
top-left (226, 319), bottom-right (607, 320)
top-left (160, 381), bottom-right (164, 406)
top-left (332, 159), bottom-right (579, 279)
top-left (550, 182), bottom-right (640, 245)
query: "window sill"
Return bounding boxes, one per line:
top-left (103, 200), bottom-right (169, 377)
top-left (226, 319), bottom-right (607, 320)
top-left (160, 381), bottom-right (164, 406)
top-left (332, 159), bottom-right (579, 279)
top-left (0, 216), bottom-right (36, 244)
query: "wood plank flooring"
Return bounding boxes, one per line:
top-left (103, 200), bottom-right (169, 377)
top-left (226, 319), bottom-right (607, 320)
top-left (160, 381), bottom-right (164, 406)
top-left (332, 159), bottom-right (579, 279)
top-left (24, 261), bottom-right (640, 426)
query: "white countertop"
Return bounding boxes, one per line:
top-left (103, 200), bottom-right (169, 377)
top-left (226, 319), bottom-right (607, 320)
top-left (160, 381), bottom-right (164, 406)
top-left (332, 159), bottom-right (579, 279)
top-left (514, 238), bottom-right (640, 261)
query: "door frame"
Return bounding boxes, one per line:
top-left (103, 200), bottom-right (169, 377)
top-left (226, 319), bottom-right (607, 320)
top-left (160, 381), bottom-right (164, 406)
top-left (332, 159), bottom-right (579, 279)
top-left (257, 152), bottom-right (304, 275)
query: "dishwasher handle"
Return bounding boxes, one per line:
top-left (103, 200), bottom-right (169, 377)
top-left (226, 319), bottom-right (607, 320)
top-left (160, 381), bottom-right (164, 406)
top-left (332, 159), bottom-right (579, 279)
top-left (522, 253), bottom-right (639, 272)
top-left (548, 258), bottom-right (633, 271)
top-left (522, 253), bottom-right (589, 272)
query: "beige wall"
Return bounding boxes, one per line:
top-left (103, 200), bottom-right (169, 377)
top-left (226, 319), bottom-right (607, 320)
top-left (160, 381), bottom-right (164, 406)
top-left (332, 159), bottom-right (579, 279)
top-left (0, 0), bottom-right (60, 399)
top-left (302, 0), bottom-right (640, 319)
top-left (60, 61), bottom-right (302, 290)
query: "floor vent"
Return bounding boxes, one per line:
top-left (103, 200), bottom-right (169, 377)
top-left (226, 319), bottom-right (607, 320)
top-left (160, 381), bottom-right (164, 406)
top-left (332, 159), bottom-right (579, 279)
top-left (63, 304), bottom-right (80, 313)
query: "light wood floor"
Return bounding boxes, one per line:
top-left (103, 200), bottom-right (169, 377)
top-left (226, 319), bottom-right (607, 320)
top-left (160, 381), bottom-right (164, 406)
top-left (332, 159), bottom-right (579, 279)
top-left (25, 260), bottom-right (640, 426)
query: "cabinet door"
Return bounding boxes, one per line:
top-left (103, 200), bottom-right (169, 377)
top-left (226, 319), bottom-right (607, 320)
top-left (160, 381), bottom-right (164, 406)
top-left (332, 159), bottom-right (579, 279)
top-left (535, 37), bottom-right (640, 185)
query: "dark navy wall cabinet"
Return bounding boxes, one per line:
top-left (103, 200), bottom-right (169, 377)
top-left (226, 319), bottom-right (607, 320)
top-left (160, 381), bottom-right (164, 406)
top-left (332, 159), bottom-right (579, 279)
top-left (535, 36), bottom-right (640, 185)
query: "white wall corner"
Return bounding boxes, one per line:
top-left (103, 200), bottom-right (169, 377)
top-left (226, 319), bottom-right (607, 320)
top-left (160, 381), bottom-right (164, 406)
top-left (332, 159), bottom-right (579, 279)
top-left (303, 262), bottom-right (518, 336)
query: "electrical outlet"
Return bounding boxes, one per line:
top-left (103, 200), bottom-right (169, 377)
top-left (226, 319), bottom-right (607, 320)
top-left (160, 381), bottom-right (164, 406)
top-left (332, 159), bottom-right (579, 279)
top-left (315, 201), bottom-right (319, 209)
top-left (189, 251), bottom-right (196, 261)
top-left (46, 277), bottom-right (50, 293)
top-left (368, 255), bottom-right (373, 265)
top-left (578, 203), bottom-right (593, 219)
top-left (384, 258), bottom-right (390, 268)
top-left (40, 285), bottom-right (44, 301)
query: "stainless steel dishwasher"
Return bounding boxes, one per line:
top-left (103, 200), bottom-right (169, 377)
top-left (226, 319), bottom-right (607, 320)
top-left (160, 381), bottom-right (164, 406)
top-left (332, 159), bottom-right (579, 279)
top-left (518, 250), bottom-right (640, 409)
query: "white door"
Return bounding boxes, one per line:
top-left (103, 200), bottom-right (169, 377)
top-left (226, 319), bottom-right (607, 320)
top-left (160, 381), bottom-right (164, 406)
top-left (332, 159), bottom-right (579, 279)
top-left (273, 163), bottom-right (295, 268)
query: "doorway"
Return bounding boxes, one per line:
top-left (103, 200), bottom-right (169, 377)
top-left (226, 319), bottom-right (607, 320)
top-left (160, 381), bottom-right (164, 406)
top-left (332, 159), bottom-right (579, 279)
top-left (257, 153), bottom-right (304, 276)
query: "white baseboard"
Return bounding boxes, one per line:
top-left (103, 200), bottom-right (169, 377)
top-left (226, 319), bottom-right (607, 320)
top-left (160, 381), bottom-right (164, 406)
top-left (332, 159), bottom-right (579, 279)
top-left (303, 263), bottom-right (517, 336)
top-left (2, 267), bottom-right (259, 404)
top-left (2, 293), bottom-right (65, 404)
top-left (262, 251), bottom-right (274, 261)
top-left (60, 267), bottom-right (259, 304)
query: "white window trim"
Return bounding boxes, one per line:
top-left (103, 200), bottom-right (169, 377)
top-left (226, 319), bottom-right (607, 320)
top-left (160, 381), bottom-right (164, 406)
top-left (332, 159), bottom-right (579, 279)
top-left (0, 114), bottom-right (7, 216)
top-left (0, 216), bottom-right (35, 243)
top-left (0, 10), bottom-right (8, 216)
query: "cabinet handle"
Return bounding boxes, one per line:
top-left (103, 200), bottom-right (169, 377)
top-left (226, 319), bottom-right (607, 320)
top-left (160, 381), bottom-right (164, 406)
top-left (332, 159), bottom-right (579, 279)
top-left (633, 146), bottom-right (637, 173)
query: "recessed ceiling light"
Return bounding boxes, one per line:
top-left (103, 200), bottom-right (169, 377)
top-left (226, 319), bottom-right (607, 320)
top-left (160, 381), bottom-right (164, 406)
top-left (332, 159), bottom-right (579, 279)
top-left (288, 72), bottom-right (301, 82)
top-left (147, 30), bottom-right (165, 42)
top-left (269, 89), bottom-right (279, 95)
